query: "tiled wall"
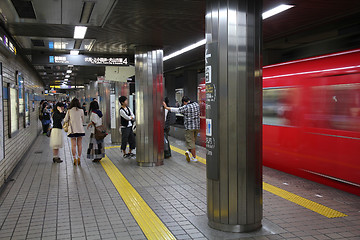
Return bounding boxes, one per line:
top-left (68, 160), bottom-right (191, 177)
top-left (0, 52), bottom-right (44, 187)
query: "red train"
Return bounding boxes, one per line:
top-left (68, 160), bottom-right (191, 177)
top-left (263, 49), bottom-right (360, 196)
top-left (198, 48), bottom-right (360, 195)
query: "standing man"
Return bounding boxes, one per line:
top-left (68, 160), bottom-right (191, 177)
top-left (163, 96), bottom-right (200, 162)
top-left (119, 96), bottom-right (136, 158)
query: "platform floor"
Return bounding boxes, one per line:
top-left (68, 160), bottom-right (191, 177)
top-left (0, 130), bottom-right (359, 240)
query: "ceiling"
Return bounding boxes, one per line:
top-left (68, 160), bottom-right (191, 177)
top-left (0, 0), bottom-right (359, 88)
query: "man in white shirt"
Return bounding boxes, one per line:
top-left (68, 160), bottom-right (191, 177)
top-left (119, 96), bottom-right (136, 158)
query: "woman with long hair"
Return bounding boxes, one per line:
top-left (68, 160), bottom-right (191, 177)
top-left (86, 100), bottom-right (105, 162)
top-left (64, 98), bottom-right (85, 165)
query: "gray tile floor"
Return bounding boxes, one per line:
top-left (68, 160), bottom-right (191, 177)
top-left (0, 130), bottom-right (359, 240)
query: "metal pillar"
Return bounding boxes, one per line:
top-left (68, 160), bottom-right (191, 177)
top-left (206, 0), bottom-right (263, 232)
top-left (135, 49), bottom-right (164, 167)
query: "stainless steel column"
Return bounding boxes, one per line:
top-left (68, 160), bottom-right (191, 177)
top-left (135, 49), bottom-right (164, 167)
top-left (206, 0), bottom-right (263, 232)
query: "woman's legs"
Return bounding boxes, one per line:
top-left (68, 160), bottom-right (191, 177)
top-left (76, 137), bottom-right (83, 158)
top-left (53, 148), bottom-right (59, 157)
top-left (71, 138), bottom-right (77, 159)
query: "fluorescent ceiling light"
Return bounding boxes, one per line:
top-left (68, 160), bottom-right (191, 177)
top-left (74, 26), bottom-right (87, 39)
top-left (163, 4), bottom-right (294, 61)
top-left (163, 39), bottom-right (206, 61)
top-left (66, 70), bottom-right (72, 73)
top-left (70, 50), bottom-right (79, 55)
top-left (68, 65), bottom-right (74, 67)
top-left (262, 4), bottom-right (294, 20)
top-left (65, 75), bottom-right (70, 78)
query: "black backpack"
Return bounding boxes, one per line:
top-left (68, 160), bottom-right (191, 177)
top-left (165, 111), bottom-right (176, 129)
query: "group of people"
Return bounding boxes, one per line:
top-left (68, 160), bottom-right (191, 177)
top-left (40, 98), bottom-right (105, 165)
top-left (40, 94), bottom-right (200, 165)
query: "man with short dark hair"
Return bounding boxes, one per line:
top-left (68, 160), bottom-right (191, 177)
top-left (119, 96), bottom-right (136, 158)
top-left (163, 96), bottom-right (200, 162)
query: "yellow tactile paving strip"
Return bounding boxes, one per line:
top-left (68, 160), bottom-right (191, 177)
top-left (170, 145), bottom-right (347, 218)
top-left (103, 144), bottom-right (347, 218)
top-left (263, 183), bottom-right (348, 218)
top-left (100, 155), bottom-right (176, 240)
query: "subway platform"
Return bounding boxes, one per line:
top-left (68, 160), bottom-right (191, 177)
top-left (0, 130), bottom-right (359, 240)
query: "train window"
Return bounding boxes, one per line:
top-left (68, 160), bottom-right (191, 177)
top-left (263, 88), bottom-right (297, 126)
top-left (307, 84), bottom-right (360, 132)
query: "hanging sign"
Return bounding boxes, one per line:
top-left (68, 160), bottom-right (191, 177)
top-left (32, 54), bottom-right (131, 66)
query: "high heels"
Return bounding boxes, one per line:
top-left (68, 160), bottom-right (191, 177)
top-left (77, 158), bottom-right (81, 165)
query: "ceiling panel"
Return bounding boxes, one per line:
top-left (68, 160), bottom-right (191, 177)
top-left (0, 0), bottom-right (359, 86)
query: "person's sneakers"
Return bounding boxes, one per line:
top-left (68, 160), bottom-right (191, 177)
top-left (129, 153), bottom-right (136, 158)
top-left (123, 153), bottom-right (130, 158)
top-left (185, 151), bottom-right (191, 162)
top-left (191, 158), bottom-right (198, 162)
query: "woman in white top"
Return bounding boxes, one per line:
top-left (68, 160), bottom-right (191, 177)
top-left (64, 98), bottom-right (85, 166)
top-left (86, 101), bottom-right (105, 162)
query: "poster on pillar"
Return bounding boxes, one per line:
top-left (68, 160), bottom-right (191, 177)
top-left (205, 42), bottom-right (219, 181)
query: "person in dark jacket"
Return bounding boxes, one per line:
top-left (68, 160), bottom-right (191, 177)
top-left (49, 102), bottom-right (65, 163)
top-left (41, 102), bottom-right (52, 134)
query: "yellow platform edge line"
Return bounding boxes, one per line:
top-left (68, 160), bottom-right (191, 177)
top-left (171, 145), bottom-right (347, 218)
top-left (263, 182), bottom-right (347, 218)
top-left (100, 155), bottom-right (176, 240)
top-left (105, 144), bottom-right (347, 219)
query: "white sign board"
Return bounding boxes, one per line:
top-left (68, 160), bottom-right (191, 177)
top-left (206, 118), bottom-right (212, 136)
top-left (110, 94), bottom-right (116, 129)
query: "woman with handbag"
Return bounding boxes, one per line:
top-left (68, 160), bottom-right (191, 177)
top-left (63, 98), bottom-right (85, 166)
top-left (50, 102), bottom-right (65, 163)
top-left (86, 101), bottom-right (105, 162)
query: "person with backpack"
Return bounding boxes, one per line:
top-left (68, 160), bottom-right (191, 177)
top-left (41, 102), bottom-right (52, 134)
top-left (119, 96), bottom-right (136, 158)
top-left (163, 96), bottom-right (200, 163)
top-left (164, 97), bottom-right (176, 158)
top-left (86, 100), bottom-right (105, 162)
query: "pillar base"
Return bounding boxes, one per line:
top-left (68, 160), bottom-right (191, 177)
top-left (208, 220), bottom-right (262, 233)
top-left (137, 162), bottom-right (154, 167)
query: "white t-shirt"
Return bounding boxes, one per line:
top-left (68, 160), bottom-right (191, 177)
top-left (90, 112), bottom-right (102, 133)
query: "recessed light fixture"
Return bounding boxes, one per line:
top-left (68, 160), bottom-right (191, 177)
top-left (65, 75), bottom-right (70, 78)
top-left (74, 26), bottom-right (87, 39)
top-left (70, 50), bottom-right (79, 55)
top-left (262, 4), bottom-right (294, 20)
top-left (66, 70), bottom-right (72, 74)
top-left (164, 4), bottom-right (295, 61)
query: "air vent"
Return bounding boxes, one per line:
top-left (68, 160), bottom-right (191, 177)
top-left (11, 0), bottom-right (36, 19)
top-left (31, 39), bottom-right (45, 47)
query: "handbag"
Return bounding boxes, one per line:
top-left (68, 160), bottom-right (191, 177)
top-left (95, 124), bottom-right (107, 140)
top-left (63, 111), bottom-right (70, 133)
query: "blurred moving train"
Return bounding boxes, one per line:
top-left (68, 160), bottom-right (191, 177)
top-left (197, 48), bottom-right (360, 195)
top-left (263, 48), bottom-right (360, 196)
